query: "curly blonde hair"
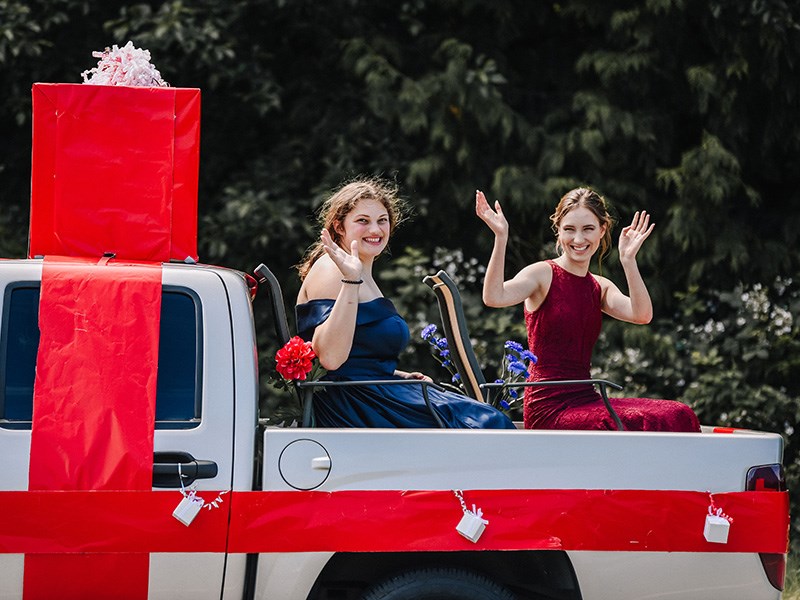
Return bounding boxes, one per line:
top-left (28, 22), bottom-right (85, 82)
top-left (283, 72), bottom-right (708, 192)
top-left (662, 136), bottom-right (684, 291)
top-left (296, 178), bottom-right (407, 279)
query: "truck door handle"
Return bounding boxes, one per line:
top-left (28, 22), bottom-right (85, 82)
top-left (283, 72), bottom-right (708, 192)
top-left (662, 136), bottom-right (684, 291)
top-left (153, 451), bottom-right (218, 488)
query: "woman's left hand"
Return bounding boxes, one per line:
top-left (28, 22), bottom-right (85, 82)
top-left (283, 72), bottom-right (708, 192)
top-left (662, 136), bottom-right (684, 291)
top-left (395, 370), bottom-right (433, 383)
top-left (617, 210), bottom-right (655, 263)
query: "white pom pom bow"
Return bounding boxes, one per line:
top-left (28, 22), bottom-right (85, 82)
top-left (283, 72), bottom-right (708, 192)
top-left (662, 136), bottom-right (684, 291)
top-left (81, 41), bottom-right (169, 87)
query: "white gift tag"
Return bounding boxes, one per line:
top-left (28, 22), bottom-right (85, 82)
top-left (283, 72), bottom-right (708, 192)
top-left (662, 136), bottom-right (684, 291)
top-left (453, 490), bottom-right (488, 543)
top-left (704, 514), bottom-right (731, 544)
top-left (456, 510), bottom-right (487, 543)
top-left (173, 494), bottom-right (204, 526)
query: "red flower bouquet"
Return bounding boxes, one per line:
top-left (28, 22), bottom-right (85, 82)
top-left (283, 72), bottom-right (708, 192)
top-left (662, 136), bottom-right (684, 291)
top-left (275, 336), bottom-right (317, 381)
top-left (269, 336), bottom-right (324, 426)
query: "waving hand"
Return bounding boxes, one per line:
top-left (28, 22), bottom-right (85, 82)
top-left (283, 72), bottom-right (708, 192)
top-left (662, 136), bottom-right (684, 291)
top-left (320, 229), bottom-right (363, 281)
top-left (475, 190), bottom-right (509, 239)
top-left (617, 211), bottom-right (655, 263)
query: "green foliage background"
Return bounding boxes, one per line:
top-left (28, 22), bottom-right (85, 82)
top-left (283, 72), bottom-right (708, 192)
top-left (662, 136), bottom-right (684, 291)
top-left (1, 0), bottom-right (798, 552)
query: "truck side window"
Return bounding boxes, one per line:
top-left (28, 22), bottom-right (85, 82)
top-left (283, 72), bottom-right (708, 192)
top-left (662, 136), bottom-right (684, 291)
top-left (0, 285), bottom-right (39, 423)
top-left (155, 289), bottom-right (202, 427)
top-left (0, 284), bottom-right (201, 430)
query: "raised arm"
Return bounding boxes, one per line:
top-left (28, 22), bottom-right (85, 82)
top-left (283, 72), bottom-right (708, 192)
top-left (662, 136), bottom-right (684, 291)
top-left (476, 190), bottom-right (544, 308)
top-left (301, 230), bottom-right (364, 370)
top-left (599, 210), bottom-right (655, 324)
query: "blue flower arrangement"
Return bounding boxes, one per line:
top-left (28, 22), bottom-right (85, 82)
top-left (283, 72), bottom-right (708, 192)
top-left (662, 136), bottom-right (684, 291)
top-left (494, 340), bottom-right (538, 410)
top-left (421, 325), bottom-right (537, 411)
top-left (421, 324), bottom-right (463, 389)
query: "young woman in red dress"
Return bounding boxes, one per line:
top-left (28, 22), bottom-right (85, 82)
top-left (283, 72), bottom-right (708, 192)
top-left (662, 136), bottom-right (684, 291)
top-left (476, 187), bottom-right (699, 432)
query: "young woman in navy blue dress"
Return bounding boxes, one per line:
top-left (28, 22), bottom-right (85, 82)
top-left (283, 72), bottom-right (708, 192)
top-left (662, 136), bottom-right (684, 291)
top-left (295, 179), bottom-right (514, 429)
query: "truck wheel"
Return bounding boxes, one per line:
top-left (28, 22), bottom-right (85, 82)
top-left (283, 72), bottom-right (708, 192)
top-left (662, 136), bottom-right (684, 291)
top-left (360, 567), bottom-right (516, 600)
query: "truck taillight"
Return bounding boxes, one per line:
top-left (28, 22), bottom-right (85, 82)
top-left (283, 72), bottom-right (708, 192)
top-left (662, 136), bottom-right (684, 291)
top-left (747, 464), bottom-right (786, 591)
top-left (746, 464), bottom-right (785, 492)
top-left (759, 553), bottom-right (786, 591)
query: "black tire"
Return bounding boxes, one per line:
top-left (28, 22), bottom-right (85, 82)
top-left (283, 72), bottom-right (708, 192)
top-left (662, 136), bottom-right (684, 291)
top-left (360, 567), bottom-right (517, 600)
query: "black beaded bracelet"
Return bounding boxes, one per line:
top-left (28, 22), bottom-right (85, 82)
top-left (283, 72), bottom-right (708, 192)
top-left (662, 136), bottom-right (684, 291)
top-left (341, 278), bottom-right (364, 285)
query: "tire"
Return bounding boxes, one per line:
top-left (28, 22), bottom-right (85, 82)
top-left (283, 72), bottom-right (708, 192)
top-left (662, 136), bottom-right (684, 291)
top-left (360, 567), bottom-right (517, 600)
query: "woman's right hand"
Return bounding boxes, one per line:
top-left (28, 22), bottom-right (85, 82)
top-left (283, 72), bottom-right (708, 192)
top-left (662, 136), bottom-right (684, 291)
top-left (475, 190), bottom-right (509, 238)
top-left (320, 229), bottom-right (363, 282)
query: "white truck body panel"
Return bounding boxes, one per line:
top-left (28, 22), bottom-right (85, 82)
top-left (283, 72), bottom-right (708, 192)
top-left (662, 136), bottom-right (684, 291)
top-left (262, 428), bottom-right (782, 492)
top-left (253, 553), bottom-right (333, 600)
top-left (257, 428), bottom-right (783, 599)
top-left (569, 552), bottom-right (779, 600)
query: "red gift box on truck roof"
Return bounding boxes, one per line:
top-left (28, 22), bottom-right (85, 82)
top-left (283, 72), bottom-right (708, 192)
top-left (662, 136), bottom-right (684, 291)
top-left (29, 83), bottom-right (200, 263)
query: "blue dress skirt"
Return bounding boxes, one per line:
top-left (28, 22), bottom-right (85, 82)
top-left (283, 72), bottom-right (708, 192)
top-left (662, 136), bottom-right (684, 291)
top-left (296, 298), bottom-right (515, 429)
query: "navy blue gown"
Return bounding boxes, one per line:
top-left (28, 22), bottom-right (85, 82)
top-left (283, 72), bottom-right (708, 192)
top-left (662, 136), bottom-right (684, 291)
top-left (296, 298), bottom-right (516, 429)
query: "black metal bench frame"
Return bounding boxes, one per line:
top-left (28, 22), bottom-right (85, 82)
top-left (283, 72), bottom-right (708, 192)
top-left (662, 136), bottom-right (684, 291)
top-left (254, 263), bottom-right (446, 428)
top-left (422, 269), bottom-right (625, 431)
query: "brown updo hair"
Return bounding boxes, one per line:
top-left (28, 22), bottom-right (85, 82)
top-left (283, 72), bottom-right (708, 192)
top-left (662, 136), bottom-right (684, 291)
top-left (297, 177), bottom-right (407, 279)
top-left (550, 187), bottom-right (615, 263)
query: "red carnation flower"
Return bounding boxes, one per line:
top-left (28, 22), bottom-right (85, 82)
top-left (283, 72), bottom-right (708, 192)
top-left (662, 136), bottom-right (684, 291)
top-left (275, 336), bottom-right (317, 381)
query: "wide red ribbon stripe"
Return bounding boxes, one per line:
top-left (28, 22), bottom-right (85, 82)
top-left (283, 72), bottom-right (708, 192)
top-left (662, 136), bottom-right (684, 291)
top-left (25, 554), bottom-right (150, 600)
top-left (1, 489), bottom-right (788, 555)
top-left (28, 258), bottom-right (162, 491)
top-left (229, 489), bottom-right (789, 554)
top-left (24, 257), bottom-right (162, 600)
top-left (3, 492), bottom-right (228, 554)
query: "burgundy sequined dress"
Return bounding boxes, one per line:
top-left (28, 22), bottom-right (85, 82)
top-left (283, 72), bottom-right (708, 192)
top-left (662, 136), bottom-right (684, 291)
top-left (523, 260), bottom-right (700, 432)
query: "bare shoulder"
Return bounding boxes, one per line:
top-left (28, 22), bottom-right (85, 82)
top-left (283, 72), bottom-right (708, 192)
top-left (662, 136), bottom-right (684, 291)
top-left (520, 260), bottom-right (554, 312)
top-left (298, 256), bottom-right (342, 302)
top-left (590, 273), bottom-right (619, 305)
top-left (518, 260), bottom-right (553, 288)
top-left (590, 273), bottom-right (616, 293)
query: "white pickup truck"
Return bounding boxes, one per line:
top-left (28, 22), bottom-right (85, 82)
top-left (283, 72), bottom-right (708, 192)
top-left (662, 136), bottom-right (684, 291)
top-left (0, 257), bottom-right (789, 600)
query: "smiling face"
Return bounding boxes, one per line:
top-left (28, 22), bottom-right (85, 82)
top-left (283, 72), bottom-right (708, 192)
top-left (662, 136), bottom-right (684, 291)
top-left (335, 198), bottom-right (391, 260)
top-left (556, 206), bottom-right (607, 263)
top-left (550, 188), bottom-right (614, 267)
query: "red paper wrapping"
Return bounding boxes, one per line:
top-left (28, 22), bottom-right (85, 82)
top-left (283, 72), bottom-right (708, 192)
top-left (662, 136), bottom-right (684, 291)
top-left (28, 84), bottom-right (200, 262)
top-left (227, 489), bottom-right (789, 554)
top-left (24, 257), bottom-right (162, 599)
top-left (28, 258), bottom-right (161, 490)
top-left (3, 492), bottom-right (228, 554)
top-left (1, 489), bottom-right (789, 555)
top-left (24, 555), bottom-right (150, 600)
